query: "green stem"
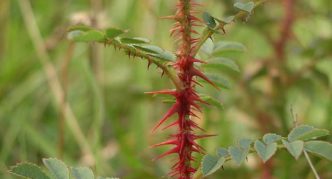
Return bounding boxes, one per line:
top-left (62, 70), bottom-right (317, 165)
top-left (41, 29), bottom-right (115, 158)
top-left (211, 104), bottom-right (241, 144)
top-left (304, 150), bottom-right (320, 179)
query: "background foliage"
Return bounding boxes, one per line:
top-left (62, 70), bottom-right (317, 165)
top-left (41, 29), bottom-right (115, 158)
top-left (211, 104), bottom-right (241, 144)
top-left (0, 0), bottom-right (331, 178)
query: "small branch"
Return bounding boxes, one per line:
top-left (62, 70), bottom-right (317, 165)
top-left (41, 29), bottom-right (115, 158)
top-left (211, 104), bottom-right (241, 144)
top-left (192, 0), bottom-right (267, 57)
top-left (304, 150), bottom-right (321, 179)
top-left (104, 39), bottom-right (184, 90)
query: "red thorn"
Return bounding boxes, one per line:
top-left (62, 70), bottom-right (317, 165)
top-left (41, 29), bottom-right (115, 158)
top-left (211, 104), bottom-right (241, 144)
top-left (151, 139), bottom-right (177, 148)
top-left (194, 134), bottom-right (217, 140)
top-left (152, 103), bottom-right (179, 132)
top-left (145, 89), bottom-right (177, 96)
top-left (191, 67), bottom-right (219, 89)
top-left (154, 147), bottom-right (179, 160)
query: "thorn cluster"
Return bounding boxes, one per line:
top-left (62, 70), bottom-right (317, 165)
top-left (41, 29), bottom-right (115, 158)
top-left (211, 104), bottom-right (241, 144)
top-left (149, 0), bottom-right (217, 178)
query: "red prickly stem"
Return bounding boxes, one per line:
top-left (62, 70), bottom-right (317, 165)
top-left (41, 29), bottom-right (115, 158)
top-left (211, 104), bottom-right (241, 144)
top-left (150, 0), bottom-right (217, 178)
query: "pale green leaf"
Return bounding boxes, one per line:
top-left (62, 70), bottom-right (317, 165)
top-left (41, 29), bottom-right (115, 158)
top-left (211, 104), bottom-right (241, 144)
top-left (43, 158), bottom-right (69, 179)
top-left (239, 138), bottom-right (252, 150)
top-left (254, 140), bottom-right (277, 162)
top-left (71, 167), bottom-right (94, 179)
top-left (282, 140), bottom-right (304, 160)
top-left (68, 30), bottom-right (105, 42)
top-left (288, 125), bottom-right (329, 142)
top-left (263, 133), bottom-right (282, 144)
top-left (234, 2), bottom-right (255, 13)
top-left (217, 147), bottom-right (229, 158)
top-left (304, 141), bottom-right (332, 161)
top-left (229, 146), bottom-right (247, 165)
top-left (202, 74), bottom-right (231, 89)
top-left (201, 155), bottom-right (225, 176)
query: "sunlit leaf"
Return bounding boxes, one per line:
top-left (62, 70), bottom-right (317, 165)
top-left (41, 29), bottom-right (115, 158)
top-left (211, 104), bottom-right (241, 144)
top-left (68, 30), bottom-right (105, 42)
top-left (71, 167), bottom-right (94, 179)
top-left (43, 158), bottom-right (69, 179)
top-left (105, 28), bottom-right (126, 39)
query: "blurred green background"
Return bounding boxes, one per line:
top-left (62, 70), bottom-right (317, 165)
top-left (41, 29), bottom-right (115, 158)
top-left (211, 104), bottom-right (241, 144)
top-left (0, 0), bottom-right (332, 178)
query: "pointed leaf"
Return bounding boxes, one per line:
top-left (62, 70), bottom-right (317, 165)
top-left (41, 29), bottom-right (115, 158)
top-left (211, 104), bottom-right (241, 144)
top-left (282, 140), bottom-right (304, 160)
top-left (288, 125), bottom-right (329, 142)
top-left (71, 167), bottom-right (94, 179)
top-left (239, 138), bottom-right (253, 150)
top-left (43, 158), bottom-right (69, 179)
top-left (263, 133), bottom-right (282, 144)
top-left (10, 163), bottom-right (50, 179)
top-left (206, 57), bottom-right (240, 72)
top-left (234, 2), bottom-right (255, 13)
top-left (201, 155), bottom-right (225, 176)
top-left (304, 141), bottom-right (332, 161)
top-left (254, 140), bottom-right (277, 162)
top-left (105, 28), bottom-right (126, 39)
top-left (133, 44), bottom-right (176, 61)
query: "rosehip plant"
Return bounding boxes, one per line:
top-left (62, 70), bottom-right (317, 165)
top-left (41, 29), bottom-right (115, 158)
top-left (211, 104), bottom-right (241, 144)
top-left (8, 0), bottom-right (332, 179)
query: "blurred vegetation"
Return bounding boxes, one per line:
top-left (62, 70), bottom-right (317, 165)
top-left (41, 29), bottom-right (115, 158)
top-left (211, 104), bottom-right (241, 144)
top-left (0, 0), bottom-right (332, 178)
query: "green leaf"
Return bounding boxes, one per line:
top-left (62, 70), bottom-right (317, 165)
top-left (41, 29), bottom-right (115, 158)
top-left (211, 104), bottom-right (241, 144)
top-left (71, 167), bottom-right (94, 179)
top-left (120, 37), bottom-right (150, 44)
top-left (229, 146), bottom-right (248, 165)
top-left (202, 12), bottom-right (217, 29)
top-left (10, 163), bottom-right (50, 179)
top-left (105, 28), bottom-right (126, 39)
top-left (220, 16), bottom-right (235, 24)
top-left (263, 133), bottom-right (282, 144)
top-left (288, 125), bottom-right (330, 142)
top-left (304, 141), bottom-right (332, 161)
top-left (217, 147), bottom-right (229, 158)
top-left (205, 57), bottom-right (240, 72)
top-left (199, 94), bottom-right (223, 109)
top-left (282, 140), bottom-right (304, 160)
top-left (202, 74), bottom-right (231, 89)
top-left (234, 2), bottom-right (255, 13)
top-left (213, 41), bottom-right (246, 53)
top-left (133, 44), bottom-right (176, 61)
top-left (201, 155), bottom-right (225, 176)
top-left (43, 158), bottom-right (69, 179)
top-left (68, 30), bottom-right (105, 42)
top-left (254, 140), bottom-right (277, 162)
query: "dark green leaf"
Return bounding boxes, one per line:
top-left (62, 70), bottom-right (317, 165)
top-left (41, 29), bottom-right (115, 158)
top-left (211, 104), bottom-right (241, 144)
top-left (263, 133), bottom-right (282, 144)
top-left (10, 163), bottom-right (50, 179)
top-left (282, 140), bottom-right (304, 160)
top-left (288, 125), bottom-right (330, 142)
top-left (305, 141), bottom-right (332, 161)
top-left (254, 140), bottom-right (277, 162)
top-left (234, 2), bottom-right (255, 13)
top-left (43, 158), bottom-right (69, 179)
top-left (201, 155), bottom-right (225, 176)
top-left (202, 12), bottom-right (217, 29)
